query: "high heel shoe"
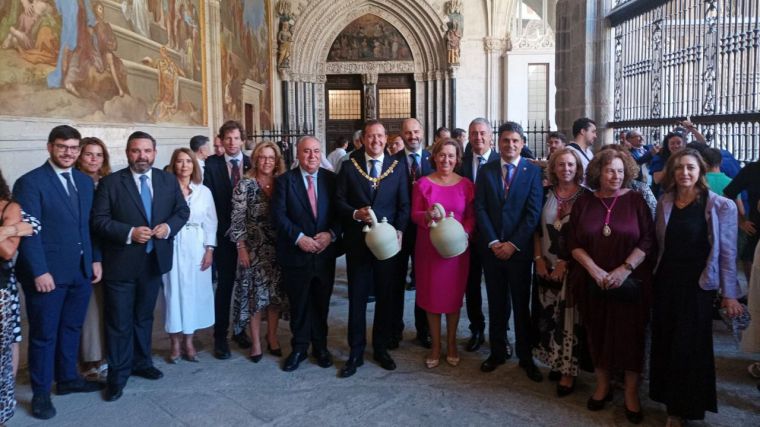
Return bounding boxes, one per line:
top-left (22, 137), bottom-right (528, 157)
top-left (268, 343), bottom-right (282, 357)
top-left (249, 353), bottom-right (263, 363)
top-left (183, 352), bottom-right (200, 363)
top-left (624, 403), bottom-right (643, 424)
top-left (586, 391), bottom-right (613, 411)
top-left (445, 355), bottom-right (460, 367)
top-left (556, 380), bottom-right (576, 397)
top-left (168, 353), bottom-right (180, 364)
top-left (425, 356), bottom-right (440, 369)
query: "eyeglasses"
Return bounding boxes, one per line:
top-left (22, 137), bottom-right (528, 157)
top-left (53, 143), bottom-right (80, 153)
top-left (258, 156), bottom-right (276, 163)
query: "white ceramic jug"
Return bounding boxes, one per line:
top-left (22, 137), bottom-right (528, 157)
top-left (428, 203), bottom-right (468, 258)
top-left (363, 208), bottom-right (400, 260)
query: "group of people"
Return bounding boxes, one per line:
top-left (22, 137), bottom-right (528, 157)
top-left (0, 115), bottom-right (757, 427)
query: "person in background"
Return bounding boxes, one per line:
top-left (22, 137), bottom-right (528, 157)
top-left (229, 142), bottom-right (287, 363)
top-left (327, 136), bottom-right (349, 169)
top-left (627, 130), bottom-right (659, 184)
top-left (567, 117), bottom-right (597, 177)
top-left (451, 128), bottom-right (467, 150)
top-left (723, 158), bottom-right (760, 287)
top-left (411, 139), bottom-right (475, 368)
top-left (618, 129), bottom-right (630, 148)
top-left (189, 135), bottom-right (210, 176)
top-left (75, 137), bottom-right (111, 380)
top-left (333, 130), bottom-right (363, 175)
top-left (386, 134), bottom-right (404, 156)
top-left (433, 126), bottom-right (451, 148)
top-left (163, 148), bottom-right (217, 363)
top-left (650, 148), bottom-right (743, 426)
top-left (212, 135), bottom-right (224, 157)
top-left (530, 131), bottom-right (568, 173)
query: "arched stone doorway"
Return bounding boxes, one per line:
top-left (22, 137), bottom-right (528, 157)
top-left (280, 0), bottom-right (452, 147)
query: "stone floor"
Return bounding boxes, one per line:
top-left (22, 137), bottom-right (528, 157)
top-left (7, 257), bottom-right (760, 426)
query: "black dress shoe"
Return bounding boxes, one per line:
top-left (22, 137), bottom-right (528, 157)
top-left (519, 361), bottom-right (543, 382)
top-left (586, 391), bottom-right (613, 411)
top-left (548, 370), bottom-right (562, 381)
top-left (480, 355), bottom-right (506, 373)
top-left (214, 339), bottom-right (231, 360)
top-left (416, 333), bottom-right (432, 349)
top-left (132, 366), bottom-right (164, 380)
top-left (31, 393), bottom-right (56, 419)
top-left (624, 405), bottom-right (644, 424)
top-left (282, 351), bottom-right (308, 372)
top-left (249, 353), bottom-right (263, 363)
top-left (232, 332), bottom-right (252, 349)
top-left (313, 350), bottom-right (333, 368)
top-left (57, 378), bottom-right (105, 395)
top-left (388, 334), bottom-right (401, 350)
top-left (465, 330), bottom-right (485, 352)
top-left (556, 382), bottom-right (576, 397)
top-left (373, 351), bottom-right (397, 371)
top-left (505, 341), bottom-right (513, 359)
top-left (268, 343), bottom-right (283, 357)
top-left (104, 384), bottom-right (123, 402)
top-left (339, 356), bottom-right (364, 378)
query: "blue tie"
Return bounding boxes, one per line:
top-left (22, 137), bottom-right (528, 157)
top-left (504, 164), bottom-right (515, 193)
top-left (369, 159), bottom-right (379, 178)
top-left (61, 172), bottom-right (80, 218)
top-left (139, 174), bottom-right (153, 253)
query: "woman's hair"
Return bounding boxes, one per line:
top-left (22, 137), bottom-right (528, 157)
top-left (249, 141), bottom-right (286, 177)
top-left (431, 138), bottom-right (463, 170)
top-left (0, 168), bottom-right (11, 202)
top-left (545, 147), bottom-right (584, 186)
top-left (659, 131), bottom-right (684, 160)
top-left (585, 145), bottom-right (639, 190)
top-left (168, 147), bottom-right (202, 184)
top-left (660, 148), bottom-right (710, 195)
top-left (77, 137), bottom-right (112, 177)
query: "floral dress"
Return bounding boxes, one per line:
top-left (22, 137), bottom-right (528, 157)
top-left (228, 178), bottom-right (285, 335)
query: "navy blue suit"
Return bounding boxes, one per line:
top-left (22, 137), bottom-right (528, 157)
top-left (474, 157), bottom-right (543, 362)
top-left (393, 149), bottom-right (433, 340)
top-left (335, 149), bottom-right (409, 356)
top-left (203, 154), bottom-right (251, 341)
top-left (14, 162), bottom-right (99, 394)
top-left (272, 167), bottom-right (340, 354)
top-left (91, 167), bottom-right (188, 387)
top-left (457, 149), bottom-right (500, 334)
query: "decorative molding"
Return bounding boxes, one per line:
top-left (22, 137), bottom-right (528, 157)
top-left (613, 35), bottom-right (623, 121)
top-left (702, 0), bottom-right (718, 114)
top-left (323, 61), bottom-right (416, 75)
top-left (483, 37), bottom-right (508, 54)
top-left (650, 16), bottom-right (663, 118)
top-left (513, 24), bottom-right (554, 50)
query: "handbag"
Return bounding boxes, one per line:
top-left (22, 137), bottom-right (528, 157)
top-left (536, 273), bottom-right (563, 290)
top-left (588, 276), bottom-right (641, 303)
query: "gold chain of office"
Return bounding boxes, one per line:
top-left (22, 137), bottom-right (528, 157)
top-left (351, 158), bottom-right (400, 189)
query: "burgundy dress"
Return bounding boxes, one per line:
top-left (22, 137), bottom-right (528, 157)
top-left (566, 190), bottom-right (655, 373)
top-left (412, 176), bottom-right (476, 314)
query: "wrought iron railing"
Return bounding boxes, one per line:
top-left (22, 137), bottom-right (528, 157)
top-left (247, 125), bottom-right (313, 167)
top-left (492, 120), bottom-right (554, 159)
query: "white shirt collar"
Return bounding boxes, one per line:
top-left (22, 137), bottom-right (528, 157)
top-left (473, 148), bottom-right (492, 160)
top-left (364, 152), bottom-right (385, 164)
top-left (299, 167), bottom-right (318, 178)
top-left (131, 168), bottom-right (153, 180)
top-left (48, 159), bottom-right (73, 175)
top-left (500, 156), bottom-right (521, 169)
top-left (224, 152), bottom-right (243, 164)
top-left (404, 147), bottom-right (422, 157)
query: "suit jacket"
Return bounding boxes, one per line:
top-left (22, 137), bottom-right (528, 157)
top-left (13, 162), bottom-right (99, 284)
top-left (335, 149), bottom-right (410, 251)
top-left (272, 167), bottom-right (340, 269)
top-left (458, 149), bottom-right (500, 182)
top-left (474, 157), bottom-right (543, 260)
top-left (203, 154), bottom-right (251, 241)
top-left (91, 167), bottom-right (189, 281)
top-left (395, 149), bottom-right (433, 194)
top-left (654, 191), bottom-right (740, 298)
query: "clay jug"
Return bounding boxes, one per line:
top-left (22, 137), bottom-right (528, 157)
top-left (428, 203), bottom-right (468, 258)
top-left (363, 208), bottom-right (400, 260)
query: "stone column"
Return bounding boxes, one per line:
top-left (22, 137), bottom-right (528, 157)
top-left (362, 73), bottom-right (378, 120)
top-left (483, 37), bottom-right (507, 122)
top-left (206, 0), bottom-right (223, 130)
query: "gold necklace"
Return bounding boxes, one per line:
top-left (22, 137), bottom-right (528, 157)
top-left (351, 158), bottom-right (399, 189)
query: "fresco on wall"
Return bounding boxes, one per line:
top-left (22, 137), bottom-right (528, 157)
top-left (0, 0), bottom-right (205, 125)
top-left (219, 0), bottom-right (272, 128)
top-left (327, 14), bottom-right (412, 62)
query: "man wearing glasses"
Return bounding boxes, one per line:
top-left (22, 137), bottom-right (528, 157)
top-left (13, 125), bottom-right (104, 419)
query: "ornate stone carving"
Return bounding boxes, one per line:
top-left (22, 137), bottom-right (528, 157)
top-left (613, 35), bottom-right (623, 121)
top-left (323, 61), bottom-right (416, 75)
top-left (483, 37), bottom-right (508, 54)
top-left (702, 0), bottom-right (718, 114)
top-left (446, 21), bottom-right (462, 65)
top-left (276, 1), bottom-right (296, 72)
top-left (650, 17), bottom-right (663, 118)
top-left (513, 21), bottom-right (554, 50)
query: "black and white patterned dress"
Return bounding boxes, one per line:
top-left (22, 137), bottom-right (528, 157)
top-left (228, 178), bottom-right (285, 336)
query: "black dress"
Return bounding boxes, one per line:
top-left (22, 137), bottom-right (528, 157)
top-left (649, 200), bottom-right (716, 420)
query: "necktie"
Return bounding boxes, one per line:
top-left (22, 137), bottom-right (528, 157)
top-left (306, 175), bottom-right (318, 219)
top-left (477, 156), bottom-right (485, 169)
top-left (230, 158), bottom-right (240, 189)
top-left (61, 172), bottom-right (80, 218)
top-left (409, 153), bottom-right (419, 181)
top-left (369, 159), bottom-right (379, 178)
top-left (139, 174), bottom-right (154, 253)
top-left (504, 163), bottom-right (515, 194)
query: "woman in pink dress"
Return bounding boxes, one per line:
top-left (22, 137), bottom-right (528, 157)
top-left (412, 139), bottom-right (475, 368)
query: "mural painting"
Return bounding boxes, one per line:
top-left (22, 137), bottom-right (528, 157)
top-left (0, 0), bottom-right (206, 125)
top-left (219, 0), bottom-right (273, 128)
top-left (327, 14), bottom-right (411, 62)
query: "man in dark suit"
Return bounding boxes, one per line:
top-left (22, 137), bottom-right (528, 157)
top-left (272, 136), bottom-right (340, 372)
top-left (474, 121), bottom-right (544, 382)
top-left (91, 131), bottom-right (189, 401)
top-left (14, 125), bottom-right (104, 419)
top-left (391, 117), bottom-right (432, 349)
top-left (335, 120), bottom-right (410, 378)
top-left (458, 118), bottom-right (500, 352)
top-left (203, 121), bottom-right (252, 359)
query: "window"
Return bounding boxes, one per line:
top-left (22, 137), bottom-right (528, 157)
top-left (527, 64), bottom-right (548, 126)
top-left (378, 88), bottom-right (411, 119)
top-left (328, 90), bottom-right (362, 120)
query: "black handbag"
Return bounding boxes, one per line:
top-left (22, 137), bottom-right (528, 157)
top-left (536, 274), bottom-right (563, 290)
top-left (588, 276), bottom-right (641, 303)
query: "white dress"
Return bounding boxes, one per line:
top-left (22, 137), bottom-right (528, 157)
top-left (741, 239), bottom-right (760, 353)
top-left (162, 183), bottom-right (217, 334)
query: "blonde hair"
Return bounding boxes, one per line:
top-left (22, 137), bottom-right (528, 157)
top-left (545, 147), bottom-right (584, 186)
top-left (248, 141), bottom-right (286, 177)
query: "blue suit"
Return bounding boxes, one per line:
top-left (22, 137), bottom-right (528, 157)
top-left (272, 167), bottom-right (340, 354)
top-left (14, 161), bottom-right (99, 394)
top-left (474, 157), bottom-right (543, 362)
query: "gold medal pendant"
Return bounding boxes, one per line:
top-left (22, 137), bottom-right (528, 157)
top-left (553, 219), bottom-right (562, 231)
top-left (602, 224), bottom-right (612, 237)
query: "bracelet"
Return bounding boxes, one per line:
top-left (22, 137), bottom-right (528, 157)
top-left (533, 255), bottom-right (542, 261)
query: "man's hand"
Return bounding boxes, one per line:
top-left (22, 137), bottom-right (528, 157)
top-left (313, 232), bottom-right (332, 253)
top-left (152, 223), bottom-right (170, 239)
top-left (354, 206), bottom-right (373, 224)
top-left (131, 226), bottom-right (153, 244)
top-left (92, 262), bottom-right (102, 283)
top-left (297, 236), bottom-right (321, 253)
top-left (34, 273), bottom-right (55, 293)
top-left (491, 242), bottom-right (515, 261)
top-left (740, 218), bottom-right (757, 236)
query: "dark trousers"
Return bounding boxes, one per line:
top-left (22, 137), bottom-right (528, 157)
top-left (24, 268), bottom-right (90, 394)
top-left (213, 239), bottom-right (238, 340)
top-left (346, 250), bottom-right (396, 357)
top-left (465, 246), bottom-right (486, 333)
top-left (104, 255), bottom-right (161, 387)
top-left (282, 264), bottom-right (335, 354)
top-left (482, 255), bottom-right (533, 362)
top-left (392, 225), bottom-right (428, 338)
